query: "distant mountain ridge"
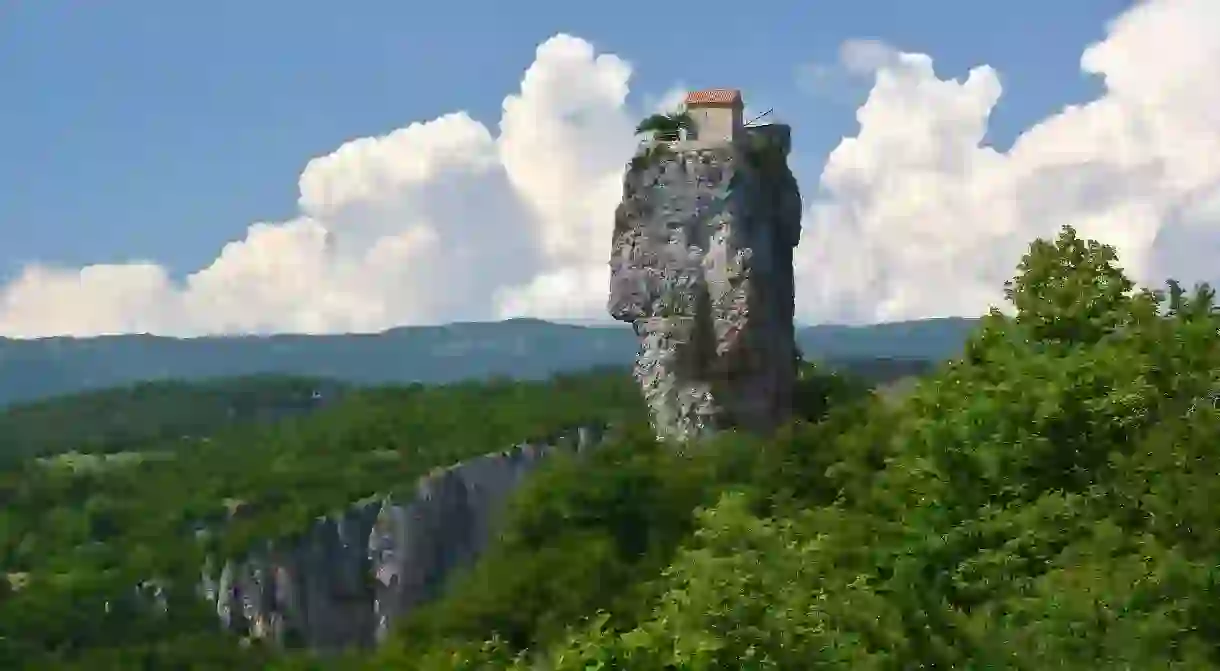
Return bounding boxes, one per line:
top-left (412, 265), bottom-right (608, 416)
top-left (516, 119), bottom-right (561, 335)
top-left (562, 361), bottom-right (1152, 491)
top-left (0, 317), bottom-right (980, 407)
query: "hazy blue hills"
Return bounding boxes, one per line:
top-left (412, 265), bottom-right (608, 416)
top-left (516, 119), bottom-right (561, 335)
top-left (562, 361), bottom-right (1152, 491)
top-left (0, 316), bottom-right (980, 407)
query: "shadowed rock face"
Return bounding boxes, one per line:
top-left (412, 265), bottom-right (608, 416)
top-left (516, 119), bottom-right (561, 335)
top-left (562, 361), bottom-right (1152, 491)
top-left (609, 126), bottom-right (803, 441)
top-left (199, 425), bottom-right (605, 651)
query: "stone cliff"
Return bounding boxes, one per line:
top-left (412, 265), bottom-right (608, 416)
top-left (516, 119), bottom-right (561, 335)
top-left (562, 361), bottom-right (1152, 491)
top-left (198, 425), bottom-right (606, 651)
top-left (608, 125), bottom-right (803, 441)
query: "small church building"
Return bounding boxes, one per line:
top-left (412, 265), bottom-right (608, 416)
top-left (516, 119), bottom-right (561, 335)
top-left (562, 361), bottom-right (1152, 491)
top-left (683, 88), bottom-right (744, 143)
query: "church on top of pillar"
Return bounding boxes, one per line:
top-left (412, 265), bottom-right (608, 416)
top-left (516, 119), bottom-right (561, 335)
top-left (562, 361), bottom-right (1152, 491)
top-left (682, 88), bottom-right (744, 144)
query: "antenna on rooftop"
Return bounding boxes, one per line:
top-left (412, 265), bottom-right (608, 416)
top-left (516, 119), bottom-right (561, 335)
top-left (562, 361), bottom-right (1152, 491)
top-left (743, 108), bottom-right (773, 127)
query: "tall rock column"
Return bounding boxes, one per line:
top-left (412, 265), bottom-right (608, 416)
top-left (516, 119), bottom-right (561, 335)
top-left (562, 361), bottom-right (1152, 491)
top-left (608, 124), bottom-right (803, 441)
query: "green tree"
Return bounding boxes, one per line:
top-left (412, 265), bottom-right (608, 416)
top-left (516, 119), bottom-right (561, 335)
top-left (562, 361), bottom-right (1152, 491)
top-left (1003, 224), bottom-right (1137, 345)
top-left (520, 225), bottom-right (1220, 670)
top-left (634, 111), bottom-right (694, 141)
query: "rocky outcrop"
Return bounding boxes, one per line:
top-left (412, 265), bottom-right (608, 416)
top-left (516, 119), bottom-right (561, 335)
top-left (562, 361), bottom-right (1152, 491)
top-left (198, 425), bottom-right (605, 651)
top-left (609, 125), bottom-right (803, 441)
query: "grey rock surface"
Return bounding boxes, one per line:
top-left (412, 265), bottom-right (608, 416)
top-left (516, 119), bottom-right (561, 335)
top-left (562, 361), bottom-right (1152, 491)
top-left (198, 424), bottom-right (604, 651)
top-left (609, 126), bottom-right (803, 441)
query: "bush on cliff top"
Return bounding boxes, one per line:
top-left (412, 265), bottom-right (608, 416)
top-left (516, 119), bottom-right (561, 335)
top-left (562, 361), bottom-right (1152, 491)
top-left (633, 110), bottom-right (693, 139)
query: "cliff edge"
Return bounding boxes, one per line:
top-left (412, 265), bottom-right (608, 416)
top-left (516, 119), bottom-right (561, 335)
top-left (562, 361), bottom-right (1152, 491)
top-left (608, 124), bottom-right (802, 441)
top-left (198, 425), bottom-right (606, 651)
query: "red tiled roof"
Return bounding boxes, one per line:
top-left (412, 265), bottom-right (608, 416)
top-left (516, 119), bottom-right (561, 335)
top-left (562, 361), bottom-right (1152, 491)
top-left (684, 88), bottom-right (743, 106)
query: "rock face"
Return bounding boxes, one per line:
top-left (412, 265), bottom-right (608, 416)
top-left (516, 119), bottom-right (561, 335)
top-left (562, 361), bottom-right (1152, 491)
top-left (608, 125), bottom-right (803, 441)
top-left (199, 425), bottom-right (605, 651)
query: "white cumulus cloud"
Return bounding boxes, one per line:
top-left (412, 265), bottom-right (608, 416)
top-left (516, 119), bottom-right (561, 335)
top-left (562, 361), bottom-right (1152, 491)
top-left (796, 0), bottom-right (1220, 323)
top-left (2, 0), bottom-right (1219, 337)
top-left (838, 38), bottom-right (902, 76)
top-left (0, 34), bottom-right (640, 337)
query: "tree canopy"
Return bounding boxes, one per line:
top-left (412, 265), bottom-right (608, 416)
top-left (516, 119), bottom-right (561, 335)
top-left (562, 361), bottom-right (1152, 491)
top-left (634, 111), bottom-right (695, 139)
top-left (5, 225), bottom-right (1220, 669)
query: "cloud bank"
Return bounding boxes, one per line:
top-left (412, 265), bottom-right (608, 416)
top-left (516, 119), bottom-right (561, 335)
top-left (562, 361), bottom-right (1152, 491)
top-left (2, 0), bottom-right (1218, 337)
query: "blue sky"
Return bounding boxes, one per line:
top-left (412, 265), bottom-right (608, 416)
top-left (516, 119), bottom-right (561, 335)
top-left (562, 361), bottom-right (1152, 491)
top-left (0, 0), bottom-right (1131, 283)
top-left (7, 0), bottom-right (1214, 337)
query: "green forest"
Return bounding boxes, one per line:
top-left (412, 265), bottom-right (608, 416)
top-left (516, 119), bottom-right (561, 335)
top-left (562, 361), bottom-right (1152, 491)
top-left (4, 225), bottom-right (1220, 669)
top-left (0, 376), bottom-right (348, 467)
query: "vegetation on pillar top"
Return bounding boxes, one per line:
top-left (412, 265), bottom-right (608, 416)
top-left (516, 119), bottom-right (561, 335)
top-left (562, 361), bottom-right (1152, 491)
top-left (633, 110), bottom-right (694, 141)
top-left (629, 109), bottom-right (694, 171)
top-left (741, 126), bottom-right (790, 171)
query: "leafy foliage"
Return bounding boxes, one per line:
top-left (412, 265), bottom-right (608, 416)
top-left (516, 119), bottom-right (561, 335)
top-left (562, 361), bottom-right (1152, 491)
top-left (398, 225), bottom-right (1220, 670)
top-left (378, 426), bottom-right (771, 661)
top-left (630, 110), bottom-right (696, 169)
top-left (8, 225), bottom-right (1219, 669)
top-left (633, 111), bottom-right (694, 140)
top-left (0, 370), bottom-right (646, 668)
top-left (0, 376), bottom-right (343, 467)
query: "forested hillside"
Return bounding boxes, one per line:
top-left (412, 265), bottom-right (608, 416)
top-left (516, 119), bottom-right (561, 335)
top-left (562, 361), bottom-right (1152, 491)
top-left (0, 360), bottom-right (926, 469)
top-left (0, 376), bottom-right (345, 467)
top-left (0, 318), bottom-right (970, 407)
top-left (368, 227), bottom-right (1220, 670)
top-left (0, 369), bottom-right (650, 669)
top-left (4, 226), bottom-right (1220, 669)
